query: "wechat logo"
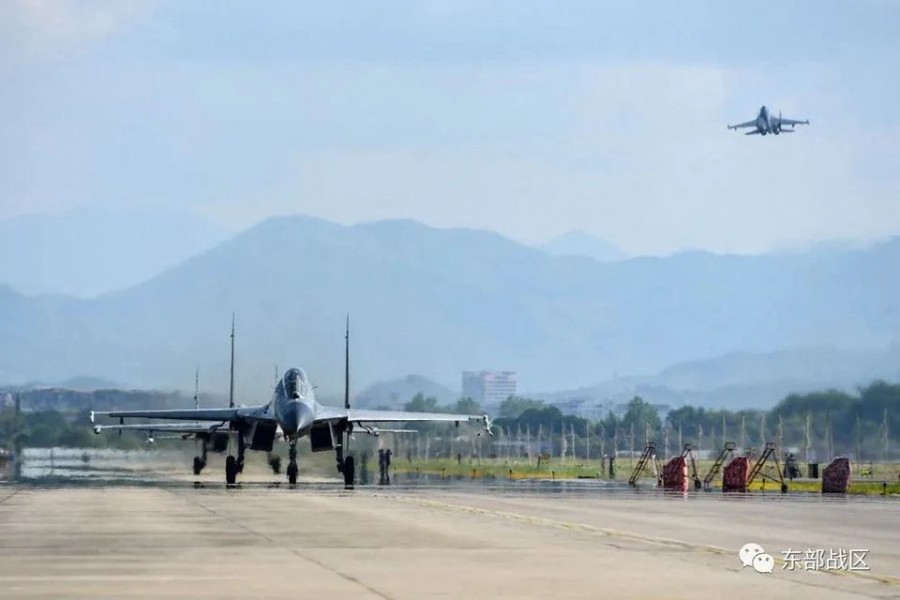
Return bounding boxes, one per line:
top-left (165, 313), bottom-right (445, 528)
top-left (739, 543), bottom-right (774, 574)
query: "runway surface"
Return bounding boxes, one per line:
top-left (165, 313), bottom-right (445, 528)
top-left (1, 461), bottom-right (898, 598)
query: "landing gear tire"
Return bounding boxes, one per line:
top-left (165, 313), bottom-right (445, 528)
top-left (193, 456), bottom-right (204, 475)
top-left (343, 455), bottom-right (355, 487)
top-left (287, 461), bottom-right (298, 485)
top-left (225, 455), bottom-right (238, 485)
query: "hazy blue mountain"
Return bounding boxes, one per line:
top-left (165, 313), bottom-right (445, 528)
top-left (353, 375), bottom-right (457, 409)
top-left (0, 207), bottom-right (232, 297)
top-left (539, 230), bottom-right (626, 262)
top-left (1, 215), bottom-right (899, 407)
top-left (538, 346), bottom-right (900, 410)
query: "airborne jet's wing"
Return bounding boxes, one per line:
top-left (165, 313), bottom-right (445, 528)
top-left (316, 407), bottom-right (493, 434)
top-left (727, 119), bottom-right (756, 130)
top-left (91, 406), bottom-right (271, 423)
top-left (779, 117), bottom-right (809, 127)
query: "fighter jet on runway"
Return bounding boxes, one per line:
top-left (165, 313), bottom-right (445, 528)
top-left (728, 106), bottom-right (809, 135)
top-left (91, 318), bottom-right (493, 486)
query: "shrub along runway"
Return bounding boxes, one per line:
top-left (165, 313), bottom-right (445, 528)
top-left (0, 470), bottom-right (898, 599)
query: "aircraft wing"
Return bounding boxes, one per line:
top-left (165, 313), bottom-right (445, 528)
top-left (91, 421), bottom-right (228, 435)
top-left (780, 117), bottom-right (809, 127)
top-left (316, 407), bottom-right (493, 434)
top-left (91, 406), bottom-right (271, 423)
top-left (727, 119), bottom-right (756, 130)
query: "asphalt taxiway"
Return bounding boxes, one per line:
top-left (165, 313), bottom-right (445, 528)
top-left (0, 470), bottom-right (898, 598)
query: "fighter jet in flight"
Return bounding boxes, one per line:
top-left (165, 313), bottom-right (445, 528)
top-left (728, 106), bottom-right (809, 135)
top-left (91, 318), bottom-right (493, 486)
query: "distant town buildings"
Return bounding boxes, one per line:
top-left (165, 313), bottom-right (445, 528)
top-left (462, 371), bottom-right (517, 405)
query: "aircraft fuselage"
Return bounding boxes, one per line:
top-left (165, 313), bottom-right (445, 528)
top-left (271, 367), bottom-right (317, 440)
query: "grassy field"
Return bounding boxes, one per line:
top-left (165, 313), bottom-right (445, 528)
top-left (391, 457), bottom-right (900, 495)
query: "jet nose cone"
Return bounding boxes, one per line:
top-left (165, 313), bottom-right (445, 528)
top-left (285, 400), bottom-right (314, 435)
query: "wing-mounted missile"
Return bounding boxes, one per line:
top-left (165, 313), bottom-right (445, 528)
top-left (477, 415), bottom-right (495, 437)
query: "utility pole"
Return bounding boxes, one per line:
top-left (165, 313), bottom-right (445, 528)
top-left (629, 422), bottom-right (635, 468)
top-left (777, 413), bottom-right (784, 455)
top-left (570, 422), bottom-right (576, 462)
top-left (826, 411), bottom-right (833, 461)
top-left (855, 413), bottom-right (861, 466)
top-left (740, 414), bottom-right (746, 450)
top-left (526, 424), bottom-right (532, 461)
top-left (664, 422), bottom-right (670, 460)
top-left (698, 423), bottom-right (704, 459)
top-left (229, 313), bottom-right (235, 409)
top-left (804, 411), bottom-right (811, 465)
top-left (585, 420), bottom-right (591, 462)
top-left (883, 406), bottom-right (890, 466)
top-left (678, 421), bottom-right (683, 453)
top-left (722, 413), bottom-right (727, 444)
top-left (760, 412), bottom-right (767, 445)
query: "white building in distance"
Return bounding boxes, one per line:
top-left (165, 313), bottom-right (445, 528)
top-left (462, 371), bottom-right (517, 406)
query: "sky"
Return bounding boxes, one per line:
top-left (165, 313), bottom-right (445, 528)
top-left (1, 0), bottom-right (899, 256)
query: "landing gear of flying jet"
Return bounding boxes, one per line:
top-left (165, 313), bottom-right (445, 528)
top-left (225, 455), bottom-right (238, 485)
top-left (287, 441), bottom-right (298, 485)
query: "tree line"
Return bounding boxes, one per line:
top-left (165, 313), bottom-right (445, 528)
top-left (401, 381), bottom-right (899, 462)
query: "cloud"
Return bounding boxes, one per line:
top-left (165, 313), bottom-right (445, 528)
top-left (0, 0), bottom-right (158, 63)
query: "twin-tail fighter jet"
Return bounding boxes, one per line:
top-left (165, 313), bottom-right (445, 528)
top-left (91, 318), bottom-right (493, 486)
top-left (728, 105), bottom-right (809, 135)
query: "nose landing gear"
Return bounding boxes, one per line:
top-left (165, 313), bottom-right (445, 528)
top-left (287, 441), bottom-right (299, 485)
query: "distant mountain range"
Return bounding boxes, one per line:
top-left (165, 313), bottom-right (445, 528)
top-left (353, 374), bottom-right (457, 409)
top-left (0, 207), bottom-right (231, 297)
top-left (539, 230), bottom-right (626, 262)
top-left (538, 346), bottom-right (900, 412)
top-left (1, 214), bottom-right (898, 408)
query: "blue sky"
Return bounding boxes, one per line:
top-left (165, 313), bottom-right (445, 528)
top-left (2, 0), bottom-right (899, 255)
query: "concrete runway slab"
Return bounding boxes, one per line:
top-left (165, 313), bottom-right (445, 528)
top-left (0, 481), bottom-right (897, 599)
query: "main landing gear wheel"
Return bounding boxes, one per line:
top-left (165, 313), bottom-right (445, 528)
top-left (268, 454), bottom-right (282, 474)
top-left (343, 455), bottom-right (355, 487)
top-left (193, 456), bottom-right (204, 476)
top-left (225, 455), bottom-right (238, 485)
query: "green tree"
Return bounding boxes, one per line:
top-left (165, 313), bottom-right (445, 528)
top-left (621, 396), bottom-right (661, 436)
top-left (450, 397), bottom-right (483, 415)
top-left (499, 396), bottom-right (545, 419)
top-left (404, 393), bottom-right (440, 413)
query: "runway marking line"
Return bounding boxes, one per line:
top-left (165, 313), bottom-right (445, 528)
top-left (380, 493), bottom-right (900, 589)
